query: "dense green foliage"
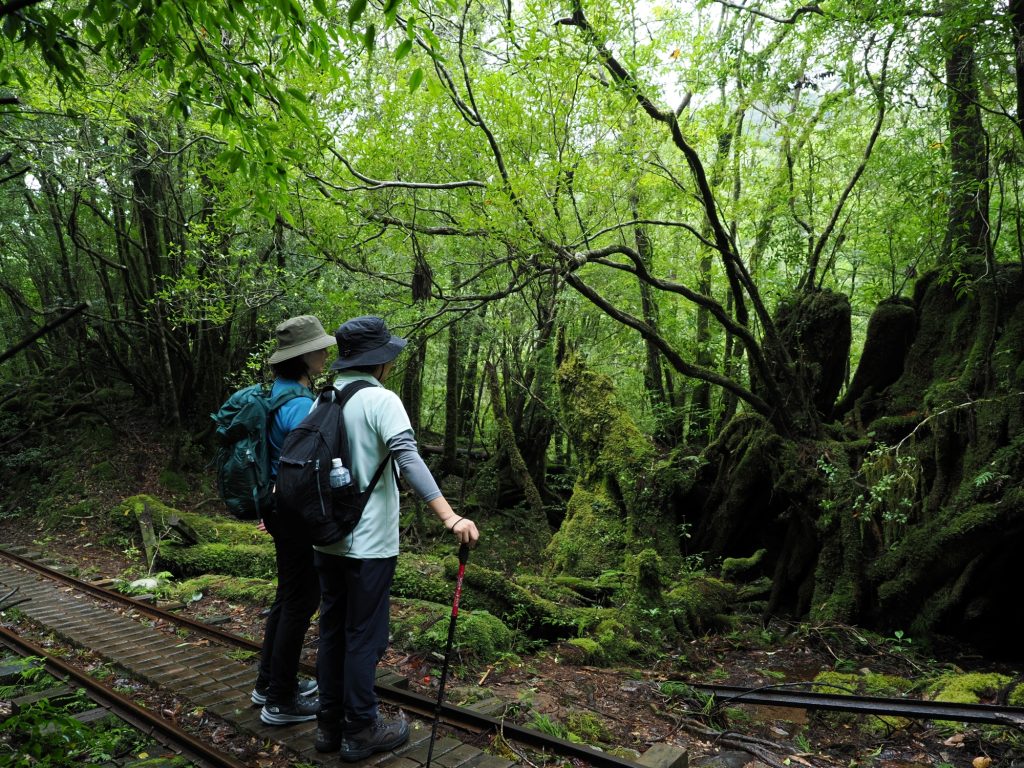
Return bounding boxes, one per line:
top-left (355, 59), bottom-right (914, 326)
top-left (2, 0), bottom-right (1023, 656)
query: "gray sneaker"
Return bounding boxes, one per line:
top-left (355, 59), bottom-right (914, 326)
top-left (251, 678), bottom-right (318, 706)
top-left (339, 716), bottom-right (410, 762)
top-left (260, 695), bottom-right (319, 725)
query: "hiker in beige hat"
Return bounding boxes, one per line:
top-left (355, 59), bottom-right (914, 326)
top-left (253, 315), bottom-right (336, 725)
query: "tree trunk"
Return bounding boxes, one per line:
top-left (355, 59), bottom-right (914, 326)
top-left (442, 318), bottom-right (460, 474)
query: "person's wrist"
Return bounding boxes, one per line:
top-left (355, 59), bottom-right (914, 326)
top-left (446, 515), bottom-right (463, 531)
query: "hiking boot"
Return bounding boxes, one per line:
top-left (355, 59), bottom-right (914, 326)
top-left (251, 678), bottom-right (318, 706)
top-left (260, 696), bottom-right (320, 725)
top-left (339, 716), bottom-right (410, 762)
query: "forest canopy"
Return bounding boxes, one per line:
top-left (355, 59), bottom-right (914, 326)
top-left (1, 0), bottom-right (1023, 656)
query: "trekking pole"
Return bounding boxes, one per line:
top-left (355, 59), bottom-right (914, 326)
top-left (425, 542), bottom-right (470, 768)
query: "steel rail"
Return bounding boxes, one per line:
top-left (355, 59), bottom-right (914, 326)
top-left (687, 683), bottom-right (1024, 728)
top-left (0, 623), bottom-right (250, 768)
top-left (0, 547), bottom-right (265, 652)
top-left (0, 547), bottom-right (646, 768)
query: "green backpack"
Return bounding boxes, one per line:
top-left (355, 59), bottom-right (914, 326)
top-left (211, 384), bottom-right (312, 519)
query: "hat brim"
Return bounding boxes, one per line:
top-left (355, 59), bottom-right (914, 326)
top-left (268, 334), bottom-right (337, 364)
top-left (330, 335), bottom-right (407, 371)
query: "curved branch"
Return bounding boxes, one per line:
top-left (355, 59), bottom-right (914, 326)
top-left (711, 0), bottom-right (824, 24)
top-left (563, 270), bottom-right (773, 418)
top-left (327, 148), bottom-right (487, 190)
top-left (580, 218), bottom-right (720, 252)
top-left (579, 244), bottom-right (778, 395)
top-left (557, 1), bottom-right (772, 333)
top-left (362, 212), bottom-right (489, 237)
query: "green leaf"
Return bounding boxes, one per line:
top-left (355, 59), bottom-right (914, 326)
top-left (383, 0), bottom-right (401, 26)
top-left (364, 23), bottom-right (375, 52)
top-left (408, 67), bottom-right (424, 92)
top-left (421, 27), bottom-right (440, 51)
top-left (313, 0), bottom-right (329, 16)
top-left (395, 39), bottom-right (412, 61)
top-left (347, 0), bottom-right (367, 26)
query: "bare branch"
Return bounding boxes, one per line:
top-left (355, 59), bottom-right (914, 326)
top-left (0, 166), bottom-right (29, 185)
top-left (711, 0), bottom-right (824, 24)
top-left (327, 148), bottom-right (487, 190)
top-left (581, 218), bottom-right (719, 252)
top-left (563, 269), bottom-right (772, 417)
top-left (363, 212), bottom-right (490, 238)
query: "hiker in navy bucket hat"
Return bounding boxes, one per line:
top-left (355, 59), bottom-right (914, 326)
top-left (330, 316), bottom-right (407, 371)
top-left (313, 315), bottom-right (479, 760)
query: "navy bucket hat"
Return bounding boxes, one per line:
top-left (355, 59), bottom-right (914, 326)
top-left (330, 316), bottom-right (407, 371)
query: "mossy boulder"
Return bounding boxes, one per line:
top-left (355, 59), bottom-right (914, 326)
top-left (663, 574), bottom-right (735, 637)
top-left (391, 598), bottom-right (514, 663)
top-left (721, 548), bottom-right (767, 581)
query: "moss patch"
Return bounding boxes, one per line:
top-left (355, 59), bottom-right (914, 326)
top-left (159, 543), bottom-right (276, 579)
top-left (167, 574), bottom-right (276, 605)
top-left (926, 671), bottom-right (1011, 705)
top-left (390, 598), bottom-right (515, 663)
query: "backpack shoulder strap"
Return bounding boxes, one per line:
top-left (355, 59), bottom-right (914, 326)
top-left (334, 380), bottom-right (392, 493)
top-left (334, 379), bottom-right (377, 409)
top-left (267, 384), bottom-right (314, 413)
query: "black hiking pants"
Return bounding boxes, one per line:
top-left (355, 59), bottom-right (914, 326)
top-left (257, 509), bottom-right (321, 705)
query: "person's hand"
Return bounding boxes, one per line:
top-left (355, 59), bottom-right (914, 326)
top-left (256, 519), bottom-right (268, 535)
top-left (446, 516), bottom-right (479, 546)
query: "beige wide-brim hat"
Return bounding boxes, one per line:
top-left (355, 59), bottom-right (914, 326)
top-left (268, 315), bottom-right (337, 364)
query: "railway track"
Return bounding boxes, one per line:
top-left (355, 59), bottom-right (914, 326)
top-left (0, 620), bottom-right (247, 767)
top-left (3, 544), bottom-right (1023, 768)
top-left (0, 546), bottom-right (647, 768)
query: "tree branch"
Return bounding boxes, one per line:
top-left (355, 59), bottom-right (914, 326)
top-left (563, 269), bottom-right (773, 417)
top-left (327, 149), bottom-right (487, 190)
top-left (711, 0), bottom-right (824, 24)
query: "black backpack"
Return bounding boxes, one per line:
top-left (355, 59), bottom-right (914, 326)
top-left (275, 381), bottom-right (393, 546)
top-left (211, 384), bottom-right (312, 520)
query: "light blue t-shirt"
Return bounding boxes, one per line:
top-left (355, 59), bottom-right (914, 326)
top-left (314, 372), bottom-right (412, 559)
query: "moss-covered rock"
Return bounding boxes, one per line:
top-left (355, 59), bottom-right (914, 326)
top-left (564, 638), bottom-right (606, 666)
top-left (1009, 682), bottom-right (1024, 707)
top-left (591, 617), bottom-right (647, 662)
top-left (721, 548), bottom-right (767, 581)
top-left (663, 574), bottom-right (735, 637)
top-left (390, 598), bottom-right (514, 663)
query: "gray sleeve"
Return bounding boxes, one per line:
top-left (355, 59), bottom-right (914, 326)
top-left (386, 429), bottom-right (443, 503)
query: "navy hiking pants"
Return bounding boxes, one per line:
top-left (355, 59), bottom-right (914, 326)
top-left (313, 552), bottom-right (396, 729)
